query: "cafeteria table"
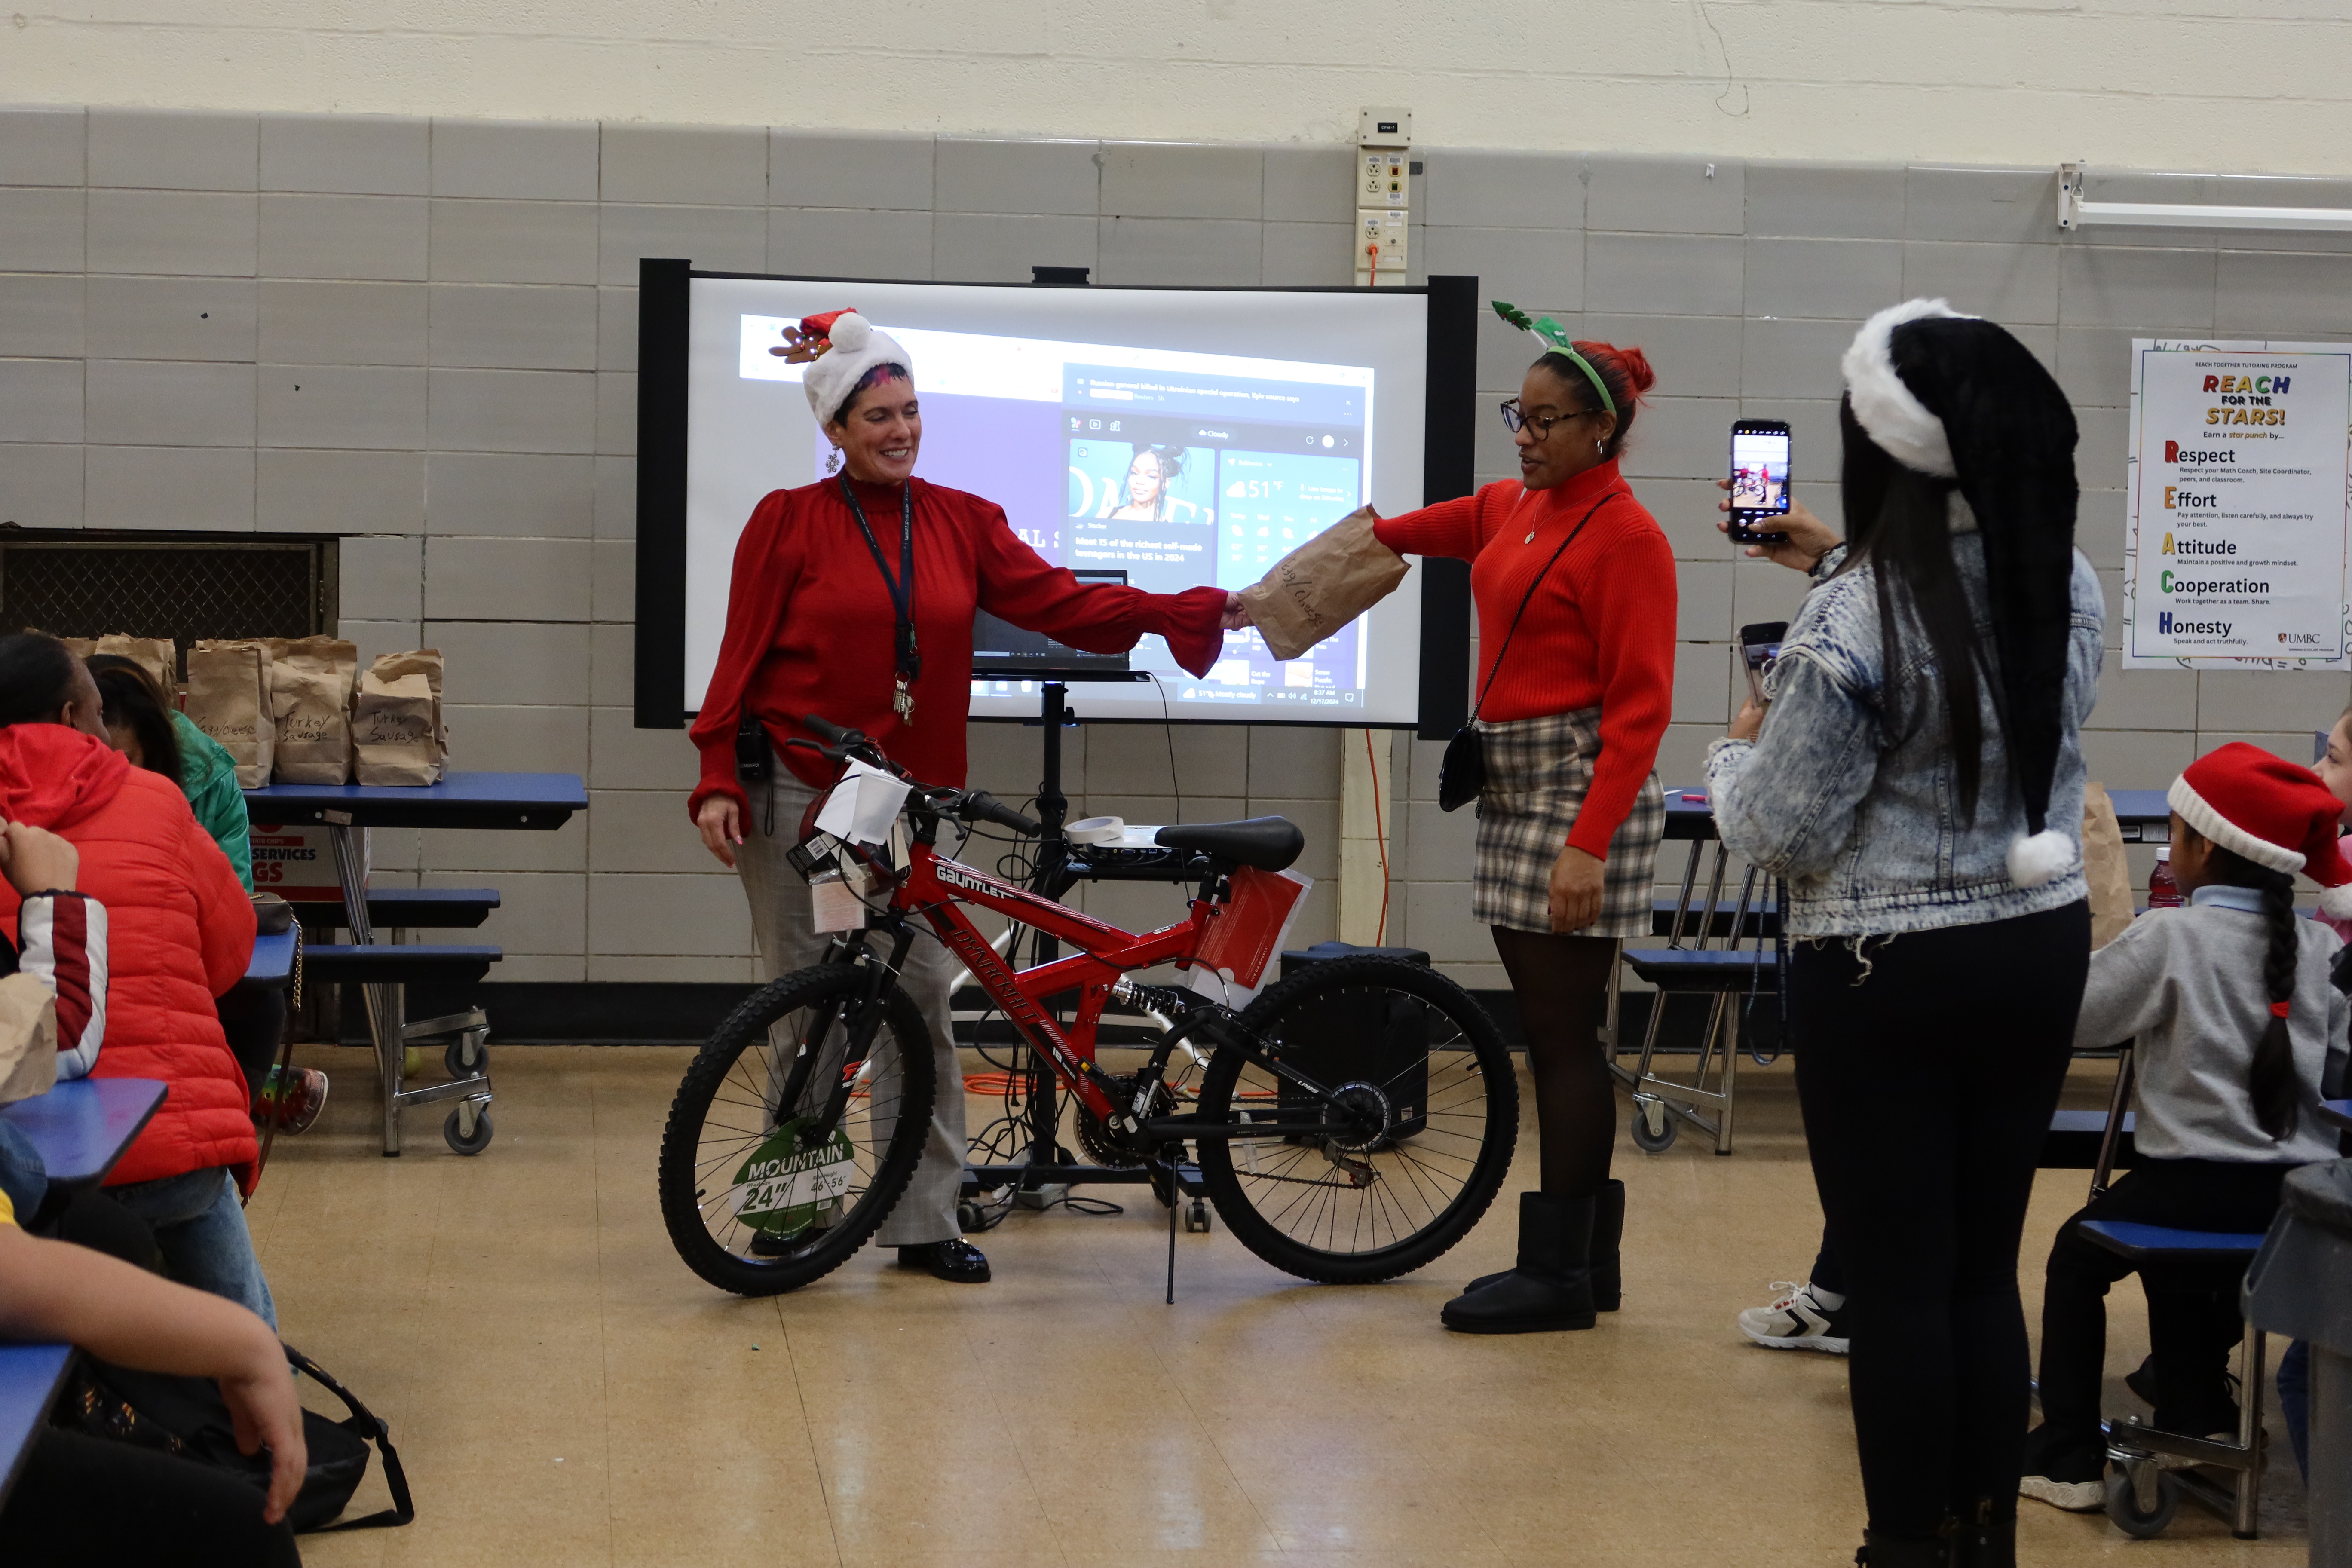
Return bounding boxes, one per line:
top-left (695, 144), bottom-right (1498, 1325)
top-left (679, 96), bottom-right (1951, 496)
top-left (242, 772), bottom-right (585, 1155)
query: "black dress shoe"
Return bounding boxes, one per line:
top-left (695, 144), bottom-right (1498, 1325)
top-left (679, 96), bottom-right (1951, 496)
top-left (897, 1239), bottom-right (991, 1283)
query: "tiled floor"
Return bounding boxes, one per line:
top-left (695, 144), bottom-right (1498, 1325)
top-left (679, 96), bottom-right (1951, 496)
top-left (244, 1045), bottom-right (2306, 1567)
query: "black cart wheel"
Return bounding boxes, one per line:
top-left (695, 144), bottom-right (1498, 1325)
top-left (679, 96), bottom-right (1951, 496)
top-left (658, 963), bottom-right (936, 1296)
top-left (444, 1035), bottom-right (488, 1079)
top-left (1630, 1099), bottom-right (1678, 1153)
top-left (2104, 1464), bottom-right (2180, 1539)
top-left (443, 1104), bottom-right (493, 1155)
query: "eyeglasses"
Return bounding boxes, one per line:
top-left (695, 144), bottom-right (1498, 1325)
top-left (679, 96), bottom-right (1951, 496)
top-left (1499, 399), bottom-right (1596, 438)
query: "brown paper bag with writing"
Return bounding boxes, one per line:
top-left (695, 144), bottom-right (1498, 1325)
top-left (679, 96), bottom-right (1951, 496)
top-left (266, 636), bottom-right (359, 784)
top-left (2082, 781), bottom-right (2135, 950)
top-left (185, 643), bottom-right (277, 787)
top-left (352, 651), bottom-right (446, 786)
top-left (1237, 506), bottom-right (1409, 662)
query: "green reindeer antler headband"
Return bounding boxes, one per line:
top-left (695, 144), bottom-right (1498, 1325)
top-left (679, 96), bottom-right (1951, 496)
top-left (1492, 300), bottom-right (1615, 416)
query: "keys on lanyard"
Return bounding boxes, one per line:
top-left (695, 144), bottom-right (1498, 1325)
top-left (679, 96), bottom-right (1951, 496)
top-left (839, 476), bottom-right (921, 726)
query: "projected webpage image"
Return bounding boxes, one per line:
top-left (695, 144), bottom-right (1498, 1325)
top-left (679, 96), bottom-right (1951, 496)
top-left (740, 315), bottom-right (1375, 714)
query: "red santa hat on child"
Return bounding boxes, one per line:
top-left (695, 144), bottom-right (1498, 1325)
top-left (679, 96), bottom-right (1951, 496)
top-left (2168, 742), bottom-right (2352, 917)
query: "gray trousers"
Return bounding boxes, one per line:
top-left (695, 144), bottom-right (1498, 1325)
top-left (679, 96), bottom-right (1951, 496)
top-left (735, 763), bottom-right (967, 1247)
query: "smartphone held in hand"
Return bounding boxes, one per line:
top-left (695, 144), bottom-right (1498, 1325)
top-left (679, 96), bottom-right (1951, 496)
top-left (1727, 420), bottom-right (1793, 545)
top-left (1741, 621), bottom-right (1788, 708)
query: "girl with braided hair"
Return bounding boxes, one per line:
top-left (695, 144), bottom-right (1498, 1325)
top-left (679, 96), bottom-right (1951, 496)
top-left (2021, 743), bottom-right (2352, 1514)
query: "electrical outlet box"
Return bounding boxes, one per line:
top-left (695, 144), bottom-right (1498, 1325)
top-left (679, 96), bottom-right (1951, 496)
top-left (1357, 107), bottom-right (1412, 147)
top-left (1360, 149), bottom-right (1409, 208)
top-left (1353, 208), bottom-right (1409, 285)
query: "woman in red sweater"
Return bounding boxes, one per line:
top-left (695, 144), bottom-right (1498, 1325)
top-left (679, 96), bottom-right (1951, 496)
top-left (690, 312), bottom-right (1234, 1285)
top-left (1376, 337), bottom-right (1676, 1335)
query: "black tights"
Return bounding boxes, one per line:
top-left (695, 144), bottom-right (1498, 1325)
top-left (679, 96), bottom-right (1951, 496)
top-left (1491, 927), bottom-right (1619, 1198)
top-left (1792, 901), bottom-right (2088, 1540)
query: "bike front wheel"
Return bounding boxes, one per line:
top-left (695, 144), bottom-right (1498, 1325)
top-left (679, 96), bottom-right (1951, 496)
top-left (1194, 955), bottom-right (1516, 1284)
top-left (658, 962), bottom-right (937, 1295)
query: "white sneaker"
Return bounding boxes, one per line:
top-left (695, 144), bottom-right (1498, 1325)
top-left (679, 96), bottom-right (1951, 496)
top-left (1736, 1280), bottom-right (1850, 1354)
top-left (2018, 1474), bottom-right (2104, 1512)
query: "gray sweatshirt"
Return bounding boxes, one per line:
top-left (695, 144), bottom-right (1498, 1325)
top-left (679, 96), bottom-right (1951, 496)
top-left (2073, 885), bottom-right (2349, 1166)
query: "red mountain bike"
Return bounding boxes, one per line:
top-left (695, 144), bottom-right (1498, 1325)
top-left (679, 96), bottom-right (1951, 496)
top-left (658, 716), bottom-right (1516, 1296)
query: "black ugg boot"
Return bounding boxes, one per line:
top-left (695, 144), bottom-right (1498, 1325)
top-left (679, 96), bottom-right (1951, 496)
top-left (1951, 1500), bottom-right (2014, 1568)
top-left (1590, 1178), bottom-right (1624, 1311)
top-left (1462, 1179), bottom-right (1624, 1306)
top-left (1440, 1192), bottom-right (1596, 1333)
top-left (1853, 1530), bottom-right (1951, 1567)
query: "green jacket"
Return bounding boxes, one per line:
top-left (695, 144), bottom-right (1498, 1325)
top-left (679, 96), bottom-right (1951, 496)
top-left (170, 709), bottom-right (254, 894)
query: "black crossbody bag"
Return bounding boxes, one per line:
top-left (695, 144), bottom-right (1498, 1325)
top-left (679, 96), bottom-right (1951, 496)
top-left (1437, 493), bottom-right (1615, 812)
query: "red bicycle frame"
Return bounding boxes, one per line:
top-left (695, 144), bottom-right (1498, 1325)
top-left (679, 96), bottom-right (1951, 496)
top-left (888, 838), bottom-right (1210, 1125)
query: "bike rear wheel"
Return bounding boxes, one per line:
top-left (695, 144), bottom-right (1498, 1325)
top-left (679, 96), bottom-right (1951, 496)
top-left (1194, 955), bottom-right (1516, 1284)
top-left (658, 962), bottom-right (936, 1295)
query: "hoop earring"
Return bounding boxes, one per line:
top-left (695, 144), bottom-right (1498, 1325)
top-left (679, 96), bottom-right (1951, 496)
top-left (825, 446), bottom-right (842, 475)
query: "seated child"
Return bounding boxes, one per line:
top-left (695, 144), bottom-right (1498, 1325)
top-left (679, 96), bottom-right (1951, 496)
top-left (2021, 744), bottom-right (2352, 1510)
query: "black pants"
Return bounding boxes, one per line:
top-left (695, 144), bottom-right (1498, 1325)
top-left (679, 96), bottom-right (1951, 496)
top-left (0, 1427), bottom-right (300, 1566)
top-left (2029, 1158), bottom-right (2286, 1474)
top-left (216, 987), bottom-right (286, 1107)
top-left (1792, 900), bottom-right (2089, 1539)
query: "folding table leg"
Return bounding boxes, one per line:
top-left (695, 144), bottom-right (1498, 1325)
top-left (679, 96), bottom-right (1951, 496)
top-left (325, 817), bottom-right (405, 1157)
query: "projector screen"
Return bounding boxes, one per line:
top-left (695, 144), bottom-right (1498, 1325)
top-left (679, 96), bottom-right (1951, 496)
top-left (635, 268), bottom-right (1475, 732)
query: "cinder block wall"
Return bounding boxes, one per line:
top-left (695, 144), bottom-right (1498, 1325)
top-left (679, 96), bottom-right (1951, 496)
top-left (4, 108), bottom-right (2350, 988)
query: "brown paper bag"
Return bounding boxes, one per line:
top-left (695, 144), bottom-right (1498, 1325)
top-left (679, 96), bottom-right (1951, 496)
top-left (92, 634), bottom-right (176, 689)
top-left (2082, 781), bottom-right (2135, 950)
top-left (186, 642), bottom-right (276, 787)
top-left (1238, 506), bottom-right (1410, 661)
top-left (0, 971), bottom-right (58, 1105)
top-left (266, 636), bottom-right (359, 784)
top-left (352, 650), bottom-right (445, 785)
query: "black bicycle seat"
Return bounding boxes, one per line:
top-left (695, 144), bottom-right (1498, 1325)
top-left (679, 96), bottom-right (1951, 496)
top-left (1153, 817), bottom-right (1304, 873)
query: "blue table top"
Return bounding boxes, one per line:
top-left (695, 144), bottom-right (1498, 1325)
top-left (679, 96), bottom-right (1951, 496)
top-left (2322, 1099), bottom-right (2352, 1134)
top-left (0, 1342), bottom-right (72, 1508)
top-left (0, 1078), bottom-right (166, 1188)
top-left (239, 928), bottom-right (294, 990)
top-left (243, 770), bottom-right (585, 830)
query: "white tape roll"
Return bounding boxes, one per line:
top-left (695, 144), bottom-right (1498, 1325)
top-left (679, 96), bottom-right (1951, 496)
top-left (1065, 815), bottom-right (1125, 845)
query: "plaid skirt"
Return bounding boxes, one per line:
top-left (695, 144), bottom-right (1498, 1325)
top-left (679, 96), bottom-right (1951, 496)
top-left (1472, 707), bottom-right (1666, 937)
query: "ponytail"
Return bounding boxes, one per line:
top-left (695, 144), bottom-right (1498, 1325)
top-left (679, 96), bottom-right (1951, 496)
top-left (2252, 867), bottom-right (2303, 1142)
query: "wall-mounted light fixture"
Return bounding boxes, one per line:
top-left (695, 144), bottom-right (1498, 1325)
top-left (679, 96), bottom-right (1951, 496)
top-left (2059, 162), bottom-right (2352, 234)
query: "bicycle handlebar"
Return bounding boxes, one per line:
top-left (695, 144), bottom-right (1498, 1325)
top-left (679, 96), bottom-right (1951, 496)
top-left (959, 790), bottom-right (1041, 838)
top-left (795, 714), bottom-right (1038, 836)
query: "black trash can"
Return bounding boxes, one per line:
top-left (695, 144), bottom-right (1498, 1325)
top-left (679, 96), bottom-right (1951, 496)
top-left (1274, 942), bottom-right (1433, 1139)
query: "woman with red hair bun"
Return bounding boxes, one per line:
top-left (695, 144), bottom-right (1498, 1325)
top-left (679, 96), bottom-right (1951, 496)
top-left (1373, 323), bottom-right (1676, 1335)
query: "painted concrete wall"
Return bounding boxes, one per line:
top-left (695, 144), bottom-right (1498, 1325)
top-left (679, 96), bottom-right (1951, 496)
top-left (5, 110), bottom-right (2349, 987)
top-left (5, 3), bottom-right (2352, 177)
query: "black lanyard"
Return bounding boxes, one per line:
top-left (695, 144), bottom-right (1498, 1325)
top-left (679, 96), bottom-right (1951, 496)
top-left (838, 476), bottom-right (920, 686)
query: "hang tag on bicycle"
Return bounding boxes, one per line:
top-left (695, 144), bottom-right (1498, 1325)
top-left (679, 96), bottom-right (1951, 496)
top-left (809, 870), bottom-right (867, 933)
top-left (814, 758), bottom-right (912, 846)
top-left (725, 1117), bottom-right (856, 1241)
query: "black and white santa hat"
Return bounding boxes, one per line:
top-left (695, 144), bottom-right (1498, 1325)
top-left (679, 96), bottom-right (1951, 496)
top-left (1841, 298), bottom-right (2082, 889)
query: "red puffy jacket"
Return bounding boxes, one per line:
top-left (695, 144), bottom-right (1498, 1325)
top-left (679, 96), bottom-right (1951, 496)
top-left (0, 726), bottom-right (257, 1189)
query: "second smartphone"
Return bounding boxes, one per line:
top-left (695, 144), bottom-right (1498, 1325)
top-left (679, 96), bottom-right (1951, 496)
top-left (1728, 419), bottom-right (1792, 544)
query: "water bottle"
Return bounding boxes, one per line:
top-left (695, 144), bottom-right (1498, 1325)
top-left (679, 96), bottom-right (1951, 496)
top-left (2147, 845), bottom-right (2182, 908)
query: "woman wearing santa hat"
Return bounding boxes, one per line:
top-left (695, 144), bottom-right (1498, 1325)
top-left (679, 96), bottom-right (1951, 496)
top-left (1705, 300), bottom-right (2102, 1567)
top-left (689, 311), bottom-right (1239, 1285)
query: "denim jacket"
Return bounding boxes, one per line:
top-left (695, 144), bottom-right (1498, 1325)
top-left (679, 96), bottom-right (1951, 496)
top-left (1704, 522), bottom-right (2104, 937)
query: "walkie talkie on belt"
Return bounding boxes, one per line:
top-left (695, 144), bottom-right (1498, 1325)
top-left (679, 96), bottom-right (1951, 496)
top-left (735, 714), bottom-right (771, 784)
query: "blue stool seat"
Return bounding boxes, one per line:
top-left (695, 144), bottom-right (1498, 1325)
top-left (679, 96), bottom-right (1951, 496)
top-left (1621, 948), bottom-right (1777, 992)
top-left (2079, 1219), bottom-right (2266, 1262)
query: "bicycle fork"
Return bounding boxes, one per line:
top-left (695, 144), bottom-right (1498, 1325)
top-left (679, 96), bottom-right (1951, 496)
top-left (772, 930), bottom-right (915, 1147)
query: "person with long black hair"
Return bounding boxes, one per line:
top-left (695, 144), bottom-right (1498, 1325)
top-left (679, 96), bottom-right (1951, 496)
top-left (2021, 744), bottom-right (2352, 1510)
top-left (1704, 300), bottom-right (2101, 1568)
